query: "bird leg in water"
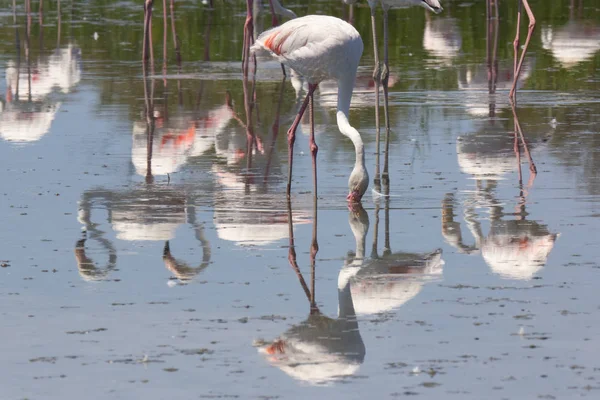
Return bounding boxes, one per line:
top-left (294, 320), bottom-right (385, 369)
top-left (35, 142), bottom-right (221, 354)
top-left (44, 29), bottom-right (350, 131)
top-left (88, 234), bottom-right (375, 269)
top-left (169, 0), bottom-right (182, 67)
top-left (513, 119), bottom-right (523, 185)
top-left (511, 103), bottom-right (537, 181)
top-left (242, 75), bottom-right (256, 172)
top-left (309, 84), bottom-right (318, 198)
top-left (162, 0), bottom-right (167, 77)
top-left (509, 0), bottom-right (535, 100)
top-left (370, 4), bottom-right (382, 191)
top-left (286, 199), bottom-right (313, 304)
top-left (309, 195), bottom-right (319, 314)
top-left (381, 5), bottom-right (391, 186)
top-left (242, 0), bottom-right (254, 77)
top-left (142, 0), bottom-right (153, 68)
top-left (286, 83), bottom-right (318, 198)
top-left (511, 0), bottom-right (521, 99)
top-left (264, 74), bottom-right (287, 182)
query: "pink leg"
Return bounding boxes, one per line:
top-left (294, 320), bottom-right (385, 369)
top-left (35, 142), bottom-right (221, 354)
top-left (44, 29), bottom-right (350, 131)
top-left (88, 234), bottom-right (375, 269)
top-left (286, 200), bottom-right (313, 304)
top-left (513, 0), bottom-right (521, 79)
top-left (287, 83), bottom-right (318, 198)
top-left (308, 83), bottom-right (318, 198)
top-left (147, 0), bottom-right (155, 76)
top-left (509, 0), bottom-right (535, 100)
top-left (169, 0), bottom-right (182, 67)
top-left (142, 0), bottom-right (153, 68)
top-left (309, 195), bottom-right (318, 314)
top-left (162, 0), bottom-right (167, 77)
top-left (264, 74), bottom-right (286, 181)
top-left (242, 0), bottom-right (254, 77)
top-left (511, 103), bottom-right (537, 178)
top-left (513, 119), bottom-right (523, 185)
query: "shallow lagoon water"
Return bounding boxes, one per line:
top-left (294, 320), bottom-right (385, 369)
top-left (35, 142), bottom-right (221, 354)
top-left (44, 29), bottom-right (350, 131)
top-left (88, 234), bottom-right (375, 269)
top-left (1, 0), bottom-right (600, 398)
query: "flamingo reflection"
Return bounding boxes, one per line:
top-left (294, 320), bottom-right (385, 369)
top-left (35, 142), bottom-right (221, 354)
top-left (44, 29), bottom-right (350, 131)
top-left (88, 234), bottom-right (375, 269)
top-left (74, 229), bottom-right (117, 282)
top-left (0, 1), bottom-right (81, 143)
top-left (131, 92), bottom-right (235, 177)
top-left (442, 189), bottom-right (557, 280)
top-left (257, 199), bottom-right (365, 385)
top-left (341, 202), bottom-right (444, 316)
top-left (541, 1), bottom-right (600, 69)
top-left (212, 74), bottom-right (310, 246)
top-left (442, 112), bottom-right (556, 280)
top-left (75, 68), bottom-right (211, 283)
top-left (457, 7), bottom-right (533, 117)
top-left (76, 184), bottom-right (211, 283)
top-left (423, 14), bottom-right (461, 65)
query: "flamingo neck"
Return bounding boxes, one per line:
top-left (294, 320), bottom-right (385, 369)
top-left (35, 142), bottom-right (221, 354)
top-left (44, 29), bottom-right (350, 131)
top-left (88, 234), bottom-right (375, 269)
top-left (337, 75), bottom-right (364, 168)
top-left (271, 0), bottom-right (297, 19)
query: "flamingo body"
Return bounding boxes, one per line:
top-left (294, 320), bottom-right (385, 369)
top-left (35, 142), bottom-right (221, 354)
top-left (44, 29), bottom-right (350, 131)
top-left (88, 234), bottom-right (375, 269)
top-left (253, 15), bottom-right (363, 84)
top-left (252, 15), bottom-right (368, 201)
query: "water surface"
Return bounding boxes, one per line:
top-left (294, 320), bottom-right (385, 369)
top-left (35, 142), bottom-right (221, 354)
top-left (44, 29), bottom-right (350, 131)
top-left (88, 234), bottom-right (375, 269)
top-left (1, 0), bottom-right (600, 398)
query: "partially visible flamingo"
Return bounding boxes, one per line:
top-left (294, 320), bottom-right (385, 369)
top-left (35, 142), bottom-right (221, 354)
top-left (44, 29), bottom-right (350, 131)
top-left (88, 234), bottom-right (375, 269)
top-left (343, 0), bottom-right (443, 188)
top-left (242, 0), bottom-right (297, 77)
top-left (252, 15), bottom-right (368, 202)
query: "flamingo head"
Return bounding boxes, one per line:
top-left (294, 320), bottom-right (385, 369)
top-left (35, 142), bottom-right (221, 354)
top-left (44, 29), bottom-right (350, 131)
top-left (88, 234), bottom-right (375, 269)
top-left (347, 165), bottom-right (369, 203)
top-left (420, 0), bottom-right (443, 14)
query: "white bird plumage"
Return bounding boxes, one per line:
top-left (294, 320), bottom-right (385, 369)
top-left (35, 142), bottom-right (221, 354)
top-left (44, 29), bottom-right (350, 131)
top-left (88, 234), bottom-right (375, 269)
top-left (252, 15), bottom-right (369, 201)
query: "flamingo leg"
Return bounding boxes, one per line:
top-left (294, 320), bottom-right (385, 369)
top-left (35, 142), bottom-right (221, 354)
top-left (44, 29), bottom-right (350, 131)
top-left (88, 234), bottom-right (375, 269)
top-left (142, 0), bottom-right (152, 69)
top-left (370, 4), bottom-right (382, 191)
top-left (56, 0), bottom-right (61, 48)
top-left (286, 83), bottom-right (318, 198)
top-left (148, 1), bottom-right (155, 75)
top-left (162, 0), bottom-right (167, 77)
top-left (371, 3), bottom-right (381, 191)
top-left (371, 194), bottom-right (380, 259)
top-left (509, 0), bottom-right (535, 101)
top-left (264, 74), bottom-right (287, 182)
top-left (513, 117), bottom-right (523, 185)
top-left (511, 103), bottom-right (537, 180)
top-left (39, 0), bottom-right (43, 48)
top-left (381, 5), bottom-right (391, 184)
top-left (511, 0), bottom-right (521, 93)
top-left (169, 0), bottom-right (182, 67)
top-left (243, 76), bottom-right (255, 170)
top-left (286, 199), bottom-right (313, 303)
top-left (491, 2), bottom-right (499, 94)
top-left (309, 84), bottom-right (318, 198)
top-left (242, 0), bottom-right (254, 77)
top-left (309, 195), bottom-right (318, 314)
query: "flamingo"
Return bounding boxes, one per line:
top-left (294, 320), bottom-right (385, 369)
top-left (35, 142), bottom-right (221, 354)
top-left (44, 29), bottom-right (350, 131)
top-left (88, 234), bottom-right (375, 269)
top-left (251, 15), bottom-right (368, 202)
top-left (257, 197), bottom-right (365, 384)
top-left (344, 0), bottom-right (442, 187)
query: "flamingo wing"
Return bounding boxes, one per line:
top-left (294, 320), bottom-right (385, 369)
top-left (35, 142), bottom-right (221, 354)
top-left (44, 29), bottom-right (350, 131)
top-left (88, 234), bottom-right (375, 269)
top-left (251, 15), bottom-right (362, 82)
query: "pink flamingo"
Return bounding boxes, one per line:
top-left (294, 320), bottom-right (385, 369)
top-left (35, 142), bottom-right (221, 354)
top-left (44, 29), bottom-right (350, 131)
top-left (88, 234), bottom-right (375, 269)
top-left (242, 0), bottom-right (297, 77)
top-left (251, 15), bottom-right (368, 203)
